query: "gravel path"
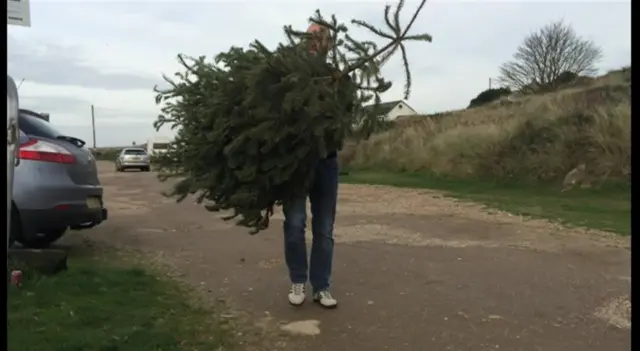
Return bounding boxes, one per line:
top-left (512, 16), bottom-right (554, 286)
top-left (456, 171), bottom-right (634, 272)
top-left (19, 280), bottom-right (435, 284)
top-left (64, 162), bottom-right (630, 350)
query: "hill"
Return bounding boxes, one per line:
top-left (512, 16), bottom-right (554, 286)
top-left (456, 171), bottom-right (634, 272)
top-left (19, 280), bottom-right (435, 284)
top-left (342, 67), bottom-right (631, 187)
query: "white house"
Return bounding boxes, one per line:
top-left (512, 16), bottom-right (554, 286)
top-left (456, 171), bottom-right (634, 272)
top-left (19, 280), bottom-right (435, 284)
top-left (363, 100), bottom-right (419, 121)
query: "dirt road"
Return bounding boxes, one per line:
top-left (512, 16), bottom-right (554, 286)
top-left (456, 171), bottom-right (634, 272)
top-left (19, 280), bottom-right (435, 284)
top-left (67, 161), bottom-right (630, 350)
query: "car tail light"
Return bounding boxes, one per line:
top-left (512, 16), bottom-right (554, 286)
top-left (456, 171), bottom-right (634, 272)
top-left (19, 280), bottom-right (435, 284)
top-left (19, 139), bottom-right (76, 164)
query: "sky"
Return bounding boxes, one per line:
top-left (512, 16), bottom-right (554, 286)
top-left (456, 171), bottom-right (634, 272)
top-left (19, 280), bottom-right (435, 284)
top-left (8, 0), bottom-right (631, 147)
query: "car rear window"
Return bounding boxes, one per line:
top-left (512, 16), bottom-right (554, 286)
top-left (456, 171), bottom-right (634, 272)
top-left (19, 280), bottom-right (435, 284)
top-left (19, 110), bottom-right (62, 139)
top-left (123, 149), bottom-right (147, 156)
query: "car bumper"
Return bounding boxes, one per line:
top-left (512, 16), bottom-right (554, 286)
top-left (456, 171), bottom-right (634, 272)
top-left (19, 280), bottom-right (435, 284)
top-left (20, 205), bottom-right (108, 233)
top-left (120, 162), bottom-right (150, 167)
top-left (70, 208), bottom-right (108, 230)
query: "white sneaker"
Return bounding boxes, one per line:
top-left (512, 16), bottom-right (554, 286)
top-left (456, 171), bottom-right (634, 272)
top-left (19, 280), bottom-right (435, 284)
top-left (288, 284), bottom-right (306, 306)
top-left (313, 290), bottom-right (338, 308)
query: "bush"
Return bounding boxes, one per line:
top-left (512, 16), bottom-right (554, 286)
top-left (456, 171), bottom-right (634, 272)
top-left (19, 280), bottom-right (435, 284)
top-left (468, 87), bottom-right (511, 108)
top-left (554, 71), bottom-right (578, 86)
top-left (91, 148), bottom-right (121, 161)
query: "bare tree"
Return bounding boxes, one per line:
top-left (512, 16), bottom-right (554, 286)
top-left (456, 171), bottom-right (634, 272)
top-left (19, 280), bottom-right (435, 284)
top-left (498, 20), bottom-right (603, 93)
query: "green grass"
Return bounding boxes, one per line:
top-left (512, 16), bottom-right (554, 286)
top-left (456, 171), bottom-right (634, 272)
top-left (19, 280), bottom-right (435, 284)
top-left (341, 170), bottom-right (630, 235)
top-left (8, 257), bottom-right (237, 351)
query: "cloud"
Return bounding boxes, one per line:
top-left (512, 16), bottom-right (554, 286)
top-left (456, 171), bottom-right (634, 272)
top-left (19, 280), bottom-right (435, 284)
top-left (19, 95), bottom-right (92, 116)
top-left (8, 36), bottom-right (162, 91)
top-left (53, 122), bottom-right (175, 149)
top-left (8, 0), bottom-right (631, 146)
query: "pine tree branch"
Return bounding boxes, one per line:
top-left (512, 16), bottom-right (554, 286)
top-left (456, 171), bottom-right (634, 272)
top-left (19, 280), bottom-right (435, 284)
top-left (345, 0), bottom-right (431, 74)
top-left (151, 0), bottom-right (435, 234)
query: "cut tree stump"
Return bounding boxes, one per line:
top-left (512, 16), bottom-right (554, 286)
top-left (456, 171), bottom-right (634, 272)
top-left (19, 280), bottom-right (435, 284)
top-left (8, 249), bottom-right (68, 276)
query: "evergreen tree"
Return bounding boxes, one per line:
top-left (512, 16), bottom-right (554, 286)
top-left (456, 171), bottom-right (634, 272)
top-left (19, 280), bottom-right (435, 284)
top-left (153, 0), bottom-right (432, 234)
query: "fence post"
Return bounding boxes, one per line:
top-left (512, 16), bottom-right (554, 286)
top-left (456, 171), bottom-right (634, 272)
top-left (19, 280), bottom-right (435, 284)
top-left (7, 76), bottom-right (20, 252)
top-left (8, 0), bottom-right (30, 255)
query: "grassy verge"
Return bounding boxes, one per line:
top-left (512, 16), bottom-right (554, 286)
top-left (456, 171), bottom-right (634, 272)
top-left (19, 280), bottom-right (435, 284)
top-left (8, 256), bottom-right (237, 351)
top-left (341, 170), bottom-right (630, 236)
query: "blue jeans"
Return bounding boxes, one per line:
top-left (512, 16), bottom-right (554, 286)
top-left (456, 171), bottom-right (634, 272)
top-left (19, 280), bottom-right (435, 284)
top-left (283, 156), bottom-right (338, 293)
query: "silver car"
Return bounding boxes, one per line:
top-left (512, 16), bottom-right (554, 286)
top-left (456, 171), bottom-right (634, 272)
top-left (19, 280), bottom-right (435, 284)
top-left (11, 109), bottom-right (108, 248)
top-left (115, 148), bottom-right (151, 172)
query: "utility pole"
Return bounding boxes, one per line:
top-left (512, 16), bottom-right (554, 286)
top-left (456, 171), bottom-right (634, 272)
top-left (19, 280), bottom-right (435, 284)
top-left (489, 77), bottom-right (492, 90)
top-left (91, 104), bottom-right (96, 148)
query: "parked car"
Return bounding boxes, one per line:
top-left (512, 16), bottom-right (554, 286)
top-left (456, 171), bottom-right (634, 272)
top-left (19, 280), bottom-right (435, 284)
top-left (10, 109), bottom-right (108, 248)
top-left (115, 148), bottom-right (151, 172)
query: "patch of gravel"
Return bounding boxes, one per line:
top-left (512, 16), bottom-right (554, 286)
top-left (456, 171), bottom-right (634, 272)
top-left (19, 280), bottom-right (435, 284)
top-left (335, 223), bottom-right (503, 248)
top-left (265, 184), bottom-right (628, 252)
top-left (336, 185), bottom-right (629, 249)
top-left (594, 295), bottom-right (631, 329)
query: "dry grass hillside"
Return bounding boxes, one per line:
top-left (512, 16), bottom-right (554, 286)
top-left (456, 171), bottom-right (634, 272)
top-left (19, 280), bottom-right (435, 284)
top-left (91, 147), bottom-right (123, 161)
top-left (343, 67), bottom-right (631, 186)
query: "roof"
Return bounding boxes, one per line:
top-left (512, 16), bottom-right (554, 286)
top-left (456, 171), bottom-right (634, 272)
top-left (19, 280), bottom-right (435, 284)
top-left (362, 100), bottom-right (417, 115)
top-left (19, 108), bottom-right (49, 122)
top-left (147, 136), bottom-right (172, 143)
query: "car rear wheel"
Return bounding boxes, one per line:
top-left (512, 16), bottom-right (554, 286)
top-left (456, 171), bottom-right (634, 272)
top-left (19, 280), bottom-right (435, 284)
top-left (17, 228), bottom-right (67, 249)
top-left (142, 167), bottom-right (151, 172)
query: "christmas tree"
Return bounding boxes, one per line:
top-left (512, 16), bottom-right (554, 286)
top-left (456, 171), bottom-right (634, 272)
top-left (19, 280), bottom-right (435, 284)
top-left (152, 0), bottom-right (432, 234)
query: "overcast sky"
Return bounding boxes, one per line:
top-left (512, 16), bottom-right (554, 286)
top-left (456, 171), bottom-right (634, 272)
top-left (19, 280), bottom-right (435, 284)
top-left (8, 0), bottom-right (631, 147)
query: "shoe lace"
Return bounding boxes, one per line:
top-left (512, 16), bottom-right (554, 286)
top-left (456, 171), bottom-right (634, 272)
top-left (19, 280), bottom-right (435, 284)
top-left (318, 291), bottom-right (333, 300)
top-left (291, 284), bottom-right (304, 295)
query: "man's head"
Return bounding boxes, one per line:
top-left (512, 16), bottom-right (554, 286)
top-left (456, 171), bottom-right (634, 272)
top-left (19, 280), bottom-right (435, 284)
top-left (306, 23), bottom-right (333, 55)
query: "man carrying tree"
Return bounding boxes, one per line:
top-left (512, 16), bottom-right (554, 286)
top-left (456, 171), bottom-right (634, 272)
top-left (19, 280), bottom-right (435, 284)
top-left (153, 0), bottom-right (432, 311)
top-left (283, 22), bottom-right (339, 309)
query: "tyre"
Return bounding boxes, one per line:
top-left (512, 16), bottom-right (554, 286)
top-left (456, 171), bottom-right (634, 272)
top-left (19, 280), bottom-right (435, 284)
top-left (17, 227), bottom-right (67, 249)
top-left (9, 230), bottom-right (15, 248)
top-left (142, 167), bottom-right (151, 172)
top-left (9, 205), bottom-right (20, 248)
